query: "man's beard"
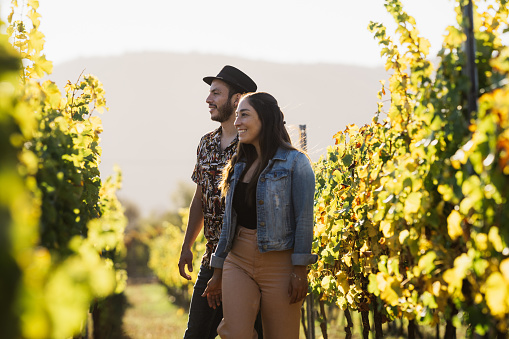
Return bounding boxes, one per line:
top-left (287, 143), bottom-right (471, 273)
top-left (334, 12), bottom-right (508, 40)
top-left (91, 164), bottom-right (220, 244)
top-left (212, 99), bottom-right (235, 123)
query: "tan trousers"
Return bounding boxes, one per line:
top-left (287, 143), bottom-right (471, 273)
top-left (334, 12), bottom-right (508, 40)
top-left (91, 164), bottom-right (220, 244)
top-left (218, 227), bottom-right (302, 339)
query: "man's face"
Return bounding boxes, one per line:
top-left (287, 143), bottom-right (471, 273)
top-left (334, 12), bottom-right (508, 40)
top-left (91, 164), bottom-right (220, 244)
top-left (206, 79), bottom-right (235, 123)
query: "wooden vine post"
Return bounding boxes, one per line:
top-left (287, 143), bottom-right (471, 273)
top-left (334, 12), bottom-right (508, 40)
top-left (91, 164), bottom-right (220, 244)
top-left (462, 0), bottom-right (479, 120)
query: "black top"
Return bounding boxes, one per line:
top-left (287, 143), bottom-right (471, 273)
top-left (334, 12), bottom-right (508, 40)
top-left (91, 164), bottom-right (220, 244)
top-left (233, 182), bottom-right (257, 229)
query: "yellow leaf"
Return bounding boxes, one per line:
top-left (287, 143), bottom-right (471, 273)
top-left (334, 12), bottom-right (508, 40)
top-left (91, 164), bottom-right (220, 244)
top-left (419, 37), bottom-right (431, 55)
top-left (7, 8), bottom-right (14, 24)
top-left (357, 165), bottom-right (368, 179)
top-left (42, 80), bottom-right (61, 109)
top-left (89, 116), bottom-right (103, 134)
top-left (432, 281), bottom-right (442, 297)
top-left (28, 0), bottom-right (40, 9)
top-left (489, 227), bottom-right (505, 252)
top-left (28, 28), bottom-right (44, 54)
top-left (443, 254), bottom-right (472, 296)
top-left (475, 233), bottom-right (488, 251)
top-left (20, 307), bottom-right (50, 338)
top-left (447, 210), bottom-right (463, 241)
top-left (336, 271), bottom-right (350, 295)
top-left (345, 124), bottom-right (359, 135)
top-left (89, 263), bottom-right (115, 297)
top-left (330, 219), bottom-right (344, 235)
top-left (343, 253), bottom-right (352, 267)
top-left (333, 130), bottom-right (343, 145)
top-left (45, 263), bottom-right (90, 338)
top-left (485, 272), bottom-right (508, 317)
top-left (418, 251), bottom-right (436, 275)
top-left (321, 275), bottom-right (331, 289)
top-left (380, 276), bottom-right (400, 306)
top-left (360, 241), bottom-right (369, 253)
top-left (32, 55), bottom-right (53, 79)
top-left (314, 223), bottom-right (326, 238)
top-left (28, 9), bottom-right (41, 28)
top-left (476, 294), bottom-right (487, 307)
top-left (399, 229), bottom-right (409, 244)
top-left (381, 220), bottom-right (393, 237)
top-left (346, 291), bottom-right (355, 305)
top-left (19, 150), bottom-right (38, 175)
top-left (39, 54), bottom-right (53, 73)
top-left (71, 122), bottom-right (85, 134)
top-left (404, 192), bottom-right (422, 215)
top-left (500, 259), bottom-right (509, 282)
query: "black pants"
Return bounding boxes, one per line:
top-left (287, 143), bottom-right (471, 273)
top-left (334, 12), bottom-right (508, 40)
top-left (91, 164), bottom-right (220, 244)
top-left (183, 265), bottom-right (263, 338)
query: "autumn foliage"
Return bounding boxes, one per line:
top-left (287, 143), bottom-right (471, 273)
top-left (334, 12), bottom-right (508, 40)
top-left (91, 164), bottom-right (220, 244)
top-left (310, 0), bottom-right (509, 336)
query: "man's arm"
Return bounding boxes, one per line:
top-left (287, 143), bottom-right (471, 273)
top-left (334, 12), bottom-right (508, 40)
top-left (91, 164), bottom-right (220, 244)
top-left (178, 184), bottom-right (205, 280)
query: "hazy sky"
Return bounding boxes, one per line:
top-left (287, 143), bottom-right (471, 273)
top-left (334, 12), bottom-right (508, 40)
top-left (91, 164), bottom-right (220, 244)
top-left (0, 0), bottom-right (458, 67)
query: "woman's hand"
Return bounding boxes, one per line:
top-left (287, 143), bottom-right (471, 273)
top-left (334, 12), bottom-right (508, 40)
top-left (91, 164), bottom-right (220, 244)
top-left (288, 265), bottom-right (308, 304)
top-left (202, 268), bottom-right (222, 309)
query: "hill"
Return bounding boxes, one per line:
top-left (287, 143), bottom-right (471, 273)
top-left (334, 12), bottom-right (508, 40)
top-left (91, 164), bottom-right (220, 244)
top-left (50, 52), bottom-right (388, 216)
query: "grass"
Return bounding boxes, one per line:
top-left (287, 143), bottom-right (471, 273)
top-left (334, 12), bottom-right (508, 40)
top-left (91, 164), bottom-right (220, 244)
top-left (122, 282), bottom-right (188, 339)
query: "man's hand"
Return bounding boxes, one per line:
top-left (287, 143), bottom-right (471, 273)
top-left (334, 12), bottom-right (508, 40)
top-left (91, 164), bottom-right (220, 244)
top-left (202, 269), bottom-right (222, 309)
top-left (178, 184), bottom-right (204, 280)
top-left (178, 247), bottom-right (194, 280)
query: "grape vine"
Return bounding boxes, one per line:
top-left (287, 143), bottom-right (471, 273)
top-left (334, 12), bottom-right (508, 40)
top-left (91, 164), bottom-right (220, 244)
top-left (1, 1), bottom-right (127, 338)
top-left (310, 0), bottom-right (509, 336)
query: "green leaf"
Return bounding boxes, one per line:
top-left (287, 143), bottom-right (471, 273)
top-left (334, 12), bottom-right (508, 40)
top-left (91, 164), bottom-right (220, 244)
top-left (418, 251), bottom-right (436, 275)
top-left (342, 154), bottom-right (353, 168)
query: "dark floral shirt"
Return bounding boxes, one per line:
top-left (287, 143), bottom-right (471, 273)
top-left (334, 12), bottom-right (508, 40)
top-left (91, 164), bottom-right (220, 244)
top-left (192, 127), bottom-right (238, 267)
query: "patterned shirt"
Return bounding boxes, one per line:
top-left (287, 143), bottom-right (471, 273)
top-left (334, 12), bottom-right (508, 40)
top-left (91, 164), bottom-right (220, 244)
top-left (192, 126), bottom-right (238, 267)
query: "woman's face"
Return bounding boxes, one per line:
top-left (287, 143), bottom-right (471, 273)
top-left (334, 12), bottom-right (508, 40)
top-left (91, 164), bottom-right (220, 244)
top-left (234, 98), bottom-right (262, 148)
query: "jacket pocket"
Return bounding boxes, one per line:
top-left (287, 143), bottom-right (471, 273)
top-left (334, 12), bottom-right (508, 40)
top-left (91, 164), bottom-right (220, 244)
top-left (265, 169), bottom-right (289, 196)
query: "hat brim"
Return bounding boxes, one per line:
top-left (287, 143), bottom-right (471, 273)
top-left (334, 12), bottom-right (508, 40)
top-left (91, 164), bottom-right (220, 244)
top-left (203, 76), bottom-right (218, 86)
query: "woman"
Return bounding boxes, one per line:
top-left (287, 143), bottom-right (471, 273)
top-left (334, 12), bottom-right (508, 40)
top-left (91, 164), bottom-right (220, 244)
top-left (203, 92), bottom-right (317, 339)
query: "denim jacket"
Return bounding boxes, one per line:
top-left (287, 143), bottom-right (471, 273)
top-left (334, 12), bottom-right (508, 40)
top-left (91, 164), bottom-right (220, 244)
top-left (210, 147), bottom-right (318, 268)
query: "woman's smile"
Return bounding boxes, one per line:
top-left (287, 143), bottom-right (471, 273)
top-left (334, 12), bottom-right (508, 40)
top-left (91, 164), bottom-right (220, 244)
top-left (234, 99), bottom-right (262, 150)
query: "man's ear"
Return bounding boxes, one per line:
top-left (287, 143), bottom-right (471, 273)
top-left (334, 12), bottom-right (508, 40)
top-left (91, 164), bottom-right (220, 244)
top-left (232, 93), bottom-right (242, 107)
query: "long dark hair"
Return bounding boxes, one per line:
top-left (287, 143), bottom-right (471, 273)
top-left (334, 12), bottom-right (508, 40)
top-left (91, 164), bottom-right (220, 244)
top-left (220, 92), bottom-right (295, 199)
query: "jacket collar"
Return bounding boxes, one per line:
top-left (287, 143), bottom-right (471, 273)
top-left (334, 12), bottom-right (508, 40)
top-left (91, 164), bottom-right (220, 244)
top-left (238, 145), bottom-right (292, 163)
top-left (272, 146), bottom-right (291, 161)
top-left (235, 147), bottom-right (291, 169)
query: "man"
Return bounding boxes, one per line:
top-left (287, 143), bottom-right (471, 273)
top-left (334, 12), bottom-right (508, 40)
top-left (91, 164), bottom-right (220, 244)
top-left (179, 65), bottom-right (260, 338)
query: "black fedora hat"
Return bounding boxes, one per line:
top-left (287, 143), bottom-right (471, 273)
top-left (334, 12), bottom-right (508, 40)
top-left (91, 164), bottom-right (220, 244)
top-left (203, 65), bottom-right (257, 93)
